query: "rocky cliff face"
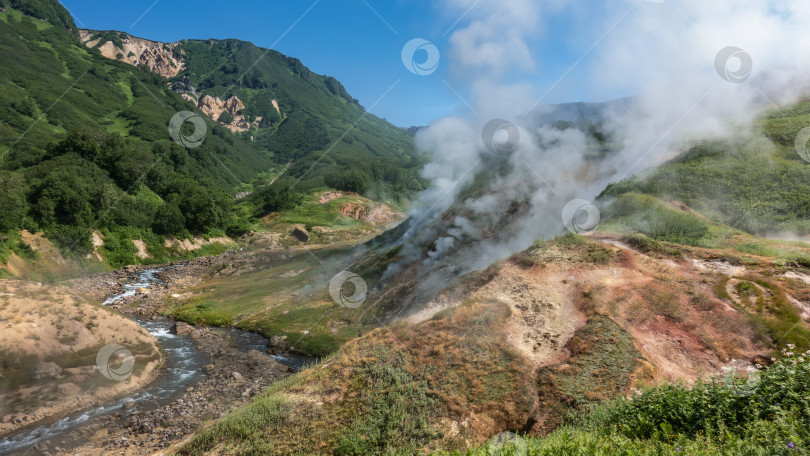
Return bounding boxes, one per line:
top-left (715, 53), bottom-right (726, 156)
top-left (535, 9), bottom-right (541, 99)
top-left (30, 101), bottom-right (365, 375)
top-left (79, 30), bottom-right (184, 78)
top-left (181, 93), bottom-right (281, 132)
top-left (198, 94), bottom-right (245, 123)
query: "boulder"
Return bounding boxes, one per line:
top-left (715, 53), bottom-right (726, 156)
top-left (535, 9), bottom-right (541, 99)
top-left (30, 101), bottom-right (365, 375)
top-left (267, 335), bottom-right (289, 353)
top-left (169, 321), bottom-right (195, 335)
top-left (290, 226), bottom-right (310, 242)
top-left (57, 382), bottom-right (81, 398)
top-left (231, 372), bottom-right (244, 382)
top-left (31, 362), bottom-right (62, 381)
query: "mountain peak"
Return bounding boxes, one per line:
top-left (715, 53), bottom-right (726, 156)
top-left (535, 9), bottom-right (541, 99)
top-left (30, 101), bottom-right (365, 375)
top-left (0, 0), bottom-right (74, 30)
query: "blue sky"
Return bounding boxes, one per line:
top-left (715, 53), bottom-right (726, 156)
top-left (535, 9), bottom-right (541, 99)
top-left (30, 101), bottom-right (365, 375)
top-left (59, 0), bottom-right (611, 127)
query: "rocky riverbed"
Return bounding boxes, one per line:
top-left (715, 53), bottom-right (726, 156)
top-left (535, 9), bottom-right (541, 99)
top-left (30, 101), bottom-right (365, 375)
top-left (7, 254), bottom-right (301, 455)
top-left (68, 254), bottom-right (231, 316)
top-left (69, 325), bottom-right (293, 455)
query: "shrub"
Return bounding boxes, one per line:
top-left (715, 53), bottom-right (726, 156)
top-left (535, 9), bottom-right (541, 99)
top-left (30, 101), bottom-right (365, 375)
top-left (602, 194), bottom-right (710, 245)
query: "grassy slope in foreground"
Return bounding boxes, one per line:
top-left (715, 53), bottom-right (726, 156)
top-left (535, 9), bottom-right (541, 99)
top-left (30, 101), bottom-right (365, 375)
top-left (434, 349), bottom-right (810, 455)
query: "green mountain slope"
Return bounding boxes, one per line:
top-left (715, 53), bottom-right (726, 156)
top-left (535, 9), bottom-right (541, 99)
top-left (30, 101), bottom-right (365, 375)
top-left (0, 0), bottom-right (423, 268)
top-left (599, 100), bottom-right (810, 237)
top-left (169, 37), bottom-right (426, 197)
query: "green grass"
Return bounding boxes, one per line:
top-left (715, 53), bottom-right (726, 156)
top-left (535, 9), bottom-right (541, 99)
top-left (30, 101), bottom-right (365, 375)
top-left (600, 103), bottom-right (810, 237)
top-left (713, 276), bottom-right (810, 351)
top-left (535, 316), bottom-right (640, 432)
top-left (258, 190), bottom-right (368, 232)
top-left (169, 245), bottom-right (363, 357)
top-left (180, 344), bottom-right (444, 456)
top-left (599, 193), bottom-right (717, 247)
top-left (437, 350), bottom-right (810, 455)
top-left (516, 233), bottom-right (614, 266)
top-left (180, 300), bottom-right (534, 455)
top-left (624, 234), bottom-right (682, 257)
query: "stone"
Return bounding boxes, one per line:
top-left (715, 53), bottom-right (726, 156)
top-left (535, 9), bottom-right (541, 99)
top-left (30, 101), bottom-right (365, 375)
top-left (231, 372), bottom-right (244, 382)
top-left (31, 362), bottom-right (62, 381)
top-left (290, 226), bottom-right (310, 242)
top-left (267, 335), bottom-right (288, 353)
top-left (169, 322), bottom-right (194, 335)
top-left (57, 382), bottom-right (81, 398)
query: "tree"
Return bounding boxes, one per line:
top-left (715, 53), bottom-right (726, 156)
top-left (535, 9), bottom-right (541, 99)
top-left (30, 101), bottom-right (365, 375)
top-left (152, 203), bottom-right (186, 234)
top-left (250, 185), bottom-right (302, 216)
top-left (0, 171), bottom-right (26, 232)
top-left (218, 111), bottom-right (234, 124)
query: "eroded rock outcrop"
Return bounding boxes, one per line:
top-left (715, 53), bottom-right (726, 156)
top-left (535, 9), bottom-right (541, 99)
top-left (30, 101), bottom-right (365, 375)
top-left (79, 30), bottom-right (184, 78)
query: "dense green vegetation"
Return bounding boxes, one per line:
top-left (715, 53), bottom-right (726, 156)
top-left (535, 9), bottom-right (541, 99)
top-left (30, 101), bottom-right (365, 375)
top-left (438, 350), bottom-right (810, 455)
top-left (172, 37), bottom-right (427, 199)
top-left (600, 102), bottom-right (810, 236)
top-left (0, 1), bottom-right (425, 268)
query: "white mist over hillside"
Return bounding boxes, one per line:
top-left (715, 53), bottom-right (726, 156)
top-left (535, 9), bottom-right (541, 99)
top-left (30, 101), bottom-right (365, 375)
top-left (387, 0), bottom-right (810, 297)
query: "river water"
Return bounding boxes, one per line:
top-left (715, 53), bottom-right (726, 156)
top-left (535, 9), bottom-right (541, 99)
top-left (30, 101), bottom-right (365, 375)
top-left (0, 267), bottom-right (308, 455)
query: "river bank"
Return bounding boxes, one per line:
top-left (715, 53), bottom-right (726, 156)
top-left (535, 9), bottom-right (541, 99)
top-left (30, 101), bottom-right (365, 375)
top-left (3, 256), bottom-right (303, 455)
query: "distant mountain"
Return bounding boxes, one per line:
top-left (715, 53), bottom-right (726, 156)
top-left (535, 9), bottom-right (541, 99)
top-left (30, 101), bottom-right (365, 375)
top-left (526, 97), bottom-right (634, 126)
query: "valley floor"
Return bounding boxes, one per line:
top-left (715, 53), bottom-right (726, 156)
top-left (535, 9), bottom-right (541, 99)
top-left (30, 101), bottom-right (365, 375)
top-left (4, 226), bottom-right (810, 455)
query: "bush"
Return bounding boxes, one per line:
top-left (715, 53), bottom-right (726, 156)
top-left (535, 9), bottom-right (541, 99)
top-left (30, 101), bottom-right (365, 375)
top-left (249, 185), bottom-right (302, 216)
top-left (441, 350), bottom-right (810, 455)
top-left (152, 203), bottom-right (186, 235)
top-left (0, 171), bottom-right (26, 232)
top-left (218, 111), bottom-right (234, 124)
top-left (589, 349), bottom-right (810, 443)
top-left (602, 194), bottom-right (710, 245)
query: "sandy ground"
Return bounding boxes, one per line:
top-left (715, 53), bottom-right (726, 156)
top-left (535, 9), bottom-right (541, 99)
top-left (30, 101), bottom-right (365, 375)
top-left (0, 280), bottom-right (162, 438)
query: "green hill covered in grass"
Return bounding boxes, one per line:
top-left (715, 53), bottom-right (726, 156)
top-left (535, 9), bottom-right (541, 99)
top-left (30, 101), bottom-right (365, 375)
top-left (600, 100), bottom-right (810, 237)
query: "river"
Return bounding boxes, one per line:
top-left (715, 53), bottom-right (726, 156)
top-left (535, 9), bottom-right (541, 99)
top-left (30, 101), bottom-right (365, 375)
top-left (0, 267), bottom-right (308, 455)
